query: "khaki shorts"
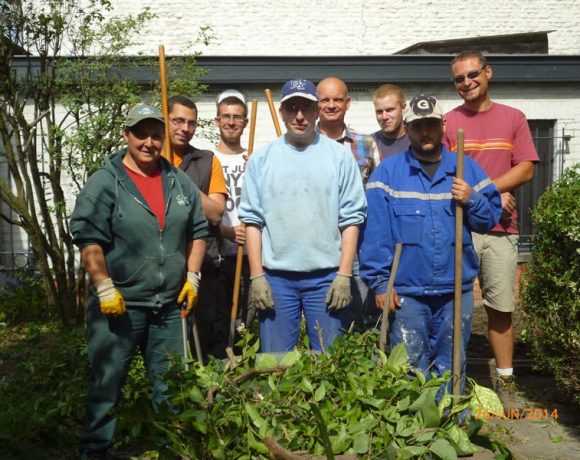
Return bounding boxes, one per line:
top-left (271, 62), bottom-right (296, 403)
top-left (472, 232), bottom-right (519, 313)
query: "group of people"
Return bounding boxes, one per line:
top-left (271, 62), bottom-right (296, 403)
top-left (71, 49), bottom-right (538, 458)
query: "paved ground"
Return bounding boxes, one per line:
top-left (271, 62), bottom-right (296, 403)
top-left (466, 303), bottom-right (580, 459)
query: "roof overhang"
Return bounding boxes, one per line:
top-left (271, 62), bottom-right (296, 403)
top-left (11, 54), bottom-right (580, 85)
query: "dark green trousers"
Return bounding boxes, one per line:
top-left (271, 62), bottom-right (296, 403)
top-left (79, 301), bottom-right (184, 453)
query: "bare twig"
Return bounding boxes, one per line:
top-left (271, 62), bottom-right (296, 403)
top-left (205, 365), bottom-right (291, 406)
top-left (225, 346), bottom-right (238, 371)
top-left (315, 321), bottom-right (327, 356)
top-left (262, 437), bottom-right (357, 460)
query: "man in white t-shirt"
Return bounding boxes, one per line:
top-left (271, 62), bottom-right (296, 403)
top-left (213, 89), bottom-right (253, 334)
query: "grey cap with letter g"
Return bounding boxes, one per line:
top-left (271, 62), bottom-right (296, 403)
top-left (404, 95), bottom-right (444, 123)
top-left (124, 104), bottom-right (165, 127)
top-left (280, 79), bottom-right (318, 103)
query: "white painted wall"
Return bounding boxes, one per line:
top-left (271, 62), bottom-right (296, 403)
top-left (106, 0), bottom-right (580, 56)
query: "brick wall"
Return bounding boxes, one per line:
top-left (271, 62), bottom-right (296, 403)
top-left (105, 0), bottom-right (580, 56)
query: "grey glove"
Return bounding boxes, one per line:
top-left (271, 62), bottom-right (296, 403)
top-left (325, 272), bottom-right (352, 310)
top-left (249, 274), bottom-right (274, 310)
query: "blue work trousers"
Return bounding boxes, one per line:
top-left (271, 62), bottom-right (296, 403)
top-left (389, 291), bottom-right (474, 382)
top-left (260, 269), bottom-right (349, 352)
top-left (79, 302), bottom-right (184, 453)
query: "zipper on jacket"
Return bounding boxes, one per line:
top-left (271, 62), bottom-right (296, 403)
top-left (153, 295), bottom-right (162, 314)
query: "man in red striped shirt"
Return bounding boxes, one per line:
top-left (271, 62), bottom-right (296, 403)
top-left (443, 50), bottom-right (539, 409)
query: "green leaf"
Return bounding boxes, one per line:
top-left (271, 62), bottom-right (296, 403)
top-left (352, 432), bottom-right (369, 454)
top-left (192, 417), bottom-right (208, 435)
top-left (244, 403), bottom-right (265, 429)
top-left (329, 428), bottom-right (351, 453)
top-left (387, 342), bottom-right (409, 370)
top-left (400, 445), bottom-right (428, 457)
top-left (177, 408), bottom-right (198, 422)
top-left (470, 381), bottom-right (504, 417)
top-left (448, 425), bottom-right (477, 455)
top-left (189, 386), bottom-right (203, 404)
top-left (397, 395), bottom-right (410, 411)
top-left (314, 384), bottom-right (326, 402)
top-left (248, 437), bottom-right (270, 454)
top-left (300, 377), bottom-right (314, 393)
top-left (280, 349), bottom-right (301, 366)
top-left (211, 447), bottom-right (226, 459)
top-left (414, 430), bottom-right (435, 443)
top-left (359, 396), bottom-right (386, 410)
top-left (347, 415), bottom-right (376, 435)
top-left (411, 388), bottom-right (440, 428)
top-left (429, 438), bottom-right (458, 460)
top-left (255, 353), bottom-right (278, 370)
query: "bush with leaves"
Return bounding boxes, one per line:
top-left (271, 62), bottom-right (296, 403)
top-left (521, 163), bottom-right (580, 405)
top-left (0, 270), bottom-right (50, 324)
top-left (116, 330), bottom-right (509, 459)
top-left (0, 323), bottom-right (87, 458)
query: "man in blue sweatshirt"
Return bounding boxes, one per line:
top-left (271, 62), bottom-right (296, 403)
top-left (359, 94), bottom-right (502, 381)
top-left (238, 79), bottom-right (367, 352)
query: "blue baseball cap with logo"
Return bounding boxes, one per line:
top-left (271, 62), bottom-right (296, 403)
top-left (280, 79), bottom-right (318, 103)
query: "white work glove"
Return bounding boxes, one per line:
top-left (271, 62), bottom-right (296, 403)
top-left (178, 271), bottom-right (201, 316)
top-left (94, 277), bottom-right (126, 317)
top-left (325, 273), bottom-right (352, 310)
top-left (249, 274), bottom-right (274, 310)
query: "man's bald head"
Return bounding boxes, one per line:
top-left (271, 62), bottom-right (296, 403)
top-left (317, 76), bottom-right (351, 125)
top-left (317, 76), bottom-right (349, 96)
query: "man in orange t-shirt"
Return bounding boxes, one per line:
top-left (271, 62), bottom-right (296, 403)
top-left (168, 95), bottom-right (229, 360)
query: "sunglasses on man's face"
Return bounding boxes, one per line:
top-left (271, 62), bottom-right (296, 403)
top-left (282, 101), bottom-right (318, 114)
top-left (452, 66), bottom-right (487, 85)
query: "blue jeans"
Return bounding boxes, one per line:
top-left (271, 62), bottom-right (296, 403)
top-left (389, 291), bottom-right (474, 382)
top-left (260, 269), bottom-right (349, 352)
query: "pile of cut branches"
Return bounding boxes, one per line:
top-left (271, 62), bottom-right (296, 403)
top-left (118, 330), bottom-right (507, 459)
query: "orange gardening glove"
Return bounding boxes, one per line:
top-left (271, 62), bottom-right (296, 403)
top-left (94, 277), bottom-right (126, 317)
top-left (178, 271), bottom-right (201, 316)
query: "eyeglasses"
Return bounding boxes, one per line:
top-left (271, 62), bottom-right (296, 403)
top-left (452, 66), bottom-right (487, 85)
top-left (217, 114), bottom-right (246, 123)
top-left (170, 117), bottom-right (197, 129)
top-left (281, 101), bottom-right (317, 114)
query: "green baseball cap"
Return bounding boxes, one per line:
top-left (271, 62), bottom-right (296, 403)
top-left (124, 104), bottom-right (165, 127)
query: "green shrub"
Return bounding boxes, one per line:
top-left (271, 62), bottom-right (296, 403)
top-left (0, 323), bottom-right (88, 459)
top-left (521, 163), bottom-right (580, 405)
top-left (0, 270), bottom-right (51, 324)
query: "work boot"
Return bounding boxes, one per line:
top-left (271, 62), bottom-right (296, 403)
top-left (494, 374), bottom-right (521, 412)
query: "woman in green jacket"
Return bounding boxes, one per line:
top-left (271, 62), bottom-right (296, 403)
top-left (70, 104), bottom-right (209, 459)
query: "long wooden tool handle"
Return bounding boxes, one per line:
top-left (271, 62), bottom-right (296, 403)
top-left (158, 45), bottom-right (173, 164)
top-left (452, 128), bottom-right (465, 398)
top-left (264, 88), bottom-right (282, 137)
top-left (379, 242), bottom-right (403, 353)
top-left (229, 100), bottom-right (258, 348)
